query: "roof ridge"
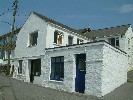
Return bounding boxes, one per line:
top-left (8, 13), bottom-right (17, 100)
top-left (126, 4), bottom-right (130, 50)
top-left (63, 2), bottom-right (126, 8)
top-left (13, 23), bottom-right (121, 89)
top-left (32, 11), bottom-right (77, 32)
top-left (91, 24), bottom-right (131, 31)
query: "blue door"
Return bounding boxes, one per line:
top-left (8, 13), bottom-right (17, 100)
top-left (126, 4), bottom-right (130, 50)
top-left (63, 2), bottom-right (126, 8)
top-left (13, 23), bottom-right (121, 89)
top-left (75, 54), bottom-right (86, 93)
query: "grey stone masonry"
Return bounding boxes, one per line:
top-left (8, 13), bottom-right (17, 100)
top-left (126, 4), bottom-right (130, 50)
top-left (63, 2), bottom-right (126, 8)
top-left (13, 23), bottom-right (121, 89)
top-left (44, 41), bottom-right (127, 97)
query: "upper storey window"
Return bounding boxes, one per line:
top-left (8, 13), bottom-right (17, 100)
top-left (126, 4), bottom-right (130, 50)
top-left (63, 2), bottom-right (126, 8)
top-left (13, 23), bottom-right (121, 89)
top-left (29, 31), bottom-right (38, 46)
top-left (68, 35), bottom-right (73, 45)
top-left (54, 31), bottom-right (63, 45)
top-left (77, 38), bottom-right (84, 44)
top-left (108, 37), bottom-right (119, 47)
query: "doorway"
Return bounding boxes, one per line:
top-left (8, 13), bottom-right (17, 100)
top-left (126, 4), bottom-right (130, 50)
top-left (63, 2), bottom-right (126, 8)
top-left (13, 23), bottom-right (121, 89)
top-left (75, 54), bottom-right (86, 93)
top-left (30, 59), bottom-right (41, 83)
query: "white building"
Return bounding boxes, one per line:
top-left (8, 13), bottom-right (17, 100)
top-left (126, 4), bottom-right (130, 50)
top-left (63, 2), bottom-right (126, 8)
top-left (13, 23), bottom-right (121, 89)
top-left (12, 11), bottom-right (133, 97)
top-left (0, 28), bottom-right (20, 73)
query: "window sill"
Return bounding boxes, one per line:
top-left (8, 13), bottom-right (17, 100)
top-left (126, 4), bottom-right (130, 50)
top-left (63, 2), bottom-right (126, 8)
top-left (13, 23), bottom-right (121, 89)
top-left (34, 75), bottom-right (41, 77)
top-left (17, 74), bottom-right (22, 75)
top-left (49, 80), bottom-right (63, 83)
top-left (27, 45), bottom-right (37, 48)
top-left (53, 43), bottom-right (62, 46)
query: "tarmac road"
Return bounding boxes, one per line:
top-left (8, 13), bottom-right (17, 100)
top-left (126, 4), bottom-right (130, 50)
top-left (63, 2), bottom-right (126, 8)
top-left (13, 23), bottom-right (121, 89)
top-left (0, 73), bottom-right (133, 100)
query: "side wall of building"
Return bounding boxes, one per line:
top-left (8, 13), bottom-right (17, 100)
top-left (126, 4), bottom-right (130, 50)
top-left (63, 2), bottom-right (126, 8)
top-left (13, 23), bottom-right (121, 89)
top-left (125, 26), bottom-right (133, 71)
top-left (15, 13), bottom-right (47, 59)
top-left (101, 44), bottom-right (127, 96)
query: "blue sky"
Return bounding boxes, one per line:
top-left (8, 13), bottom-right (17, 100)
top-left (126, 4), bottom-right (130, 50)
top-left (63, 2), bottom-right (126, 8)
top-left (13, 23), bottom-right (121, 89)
top-left (0, 0), bottom-right (133, 35)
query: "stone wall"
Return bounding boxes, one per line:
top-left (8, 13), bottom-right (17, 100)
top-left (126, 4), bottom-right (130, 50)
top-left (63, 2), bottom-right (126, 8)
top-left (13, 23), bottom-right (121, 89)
top-left (43, 41), bottom-right (127, 97)
top-left (42, 47), bottom-right (86, 92)
top-left (43, 42), bottom-right (102, 95)
top-left (85, 45), bottom-right (103, 97)
top-left (101, 43), bottom-right (127, 96)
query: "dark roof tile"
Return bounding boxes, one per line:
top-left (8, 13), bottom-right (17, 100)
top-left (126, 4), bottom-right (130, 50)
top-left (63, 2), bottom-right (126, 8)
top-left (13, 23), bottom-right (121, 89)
top-left (82, 24), bottom-right (131, 39)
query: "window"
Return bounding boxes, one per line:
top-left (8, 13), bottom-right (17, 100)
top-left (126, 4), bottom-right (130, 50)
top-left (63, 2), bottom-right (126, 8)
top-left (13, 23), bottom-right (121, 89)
top-left (0, 39), bottom-right (3, 46)
top-left (29, 31), bottom-right (38, 46)
top-left (54, 31), bottom-right (58, 44)
top-left (31, 59), bottom-right (41, 76)
top-left (7, 37), bottom-right (10, 43)
top-left (5, 51), bottom-right (8, 59)
top-left (11, 49), bottom-right (15, 59)
top-left (54, 31), bottom-right (63, 45)
top-left (77, 38), bottom-right (83, 44)
top-left (13, 34), bottom-right (17, 42)
top-left (108, 37), bottom-right (119, 47)
top-left (50, 56), bottom-right (64, 81)
top-left (3, 37), bottom-right (7, 45)
top-left (18, 60), bottom-right (22, 74)
top-left (0, 39), bottom-right (2, 46)
top-left (68, 35), bottom-right (73, 45)
top-left (0, 51), bottom-right (5, 59)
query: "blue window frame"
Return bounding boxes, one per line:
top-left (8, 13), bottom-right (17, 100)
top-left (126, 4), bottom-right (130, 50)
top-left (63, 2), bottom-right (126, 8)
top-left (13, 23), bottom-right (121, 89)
top-left (50, 56), bottom-right (64, 81)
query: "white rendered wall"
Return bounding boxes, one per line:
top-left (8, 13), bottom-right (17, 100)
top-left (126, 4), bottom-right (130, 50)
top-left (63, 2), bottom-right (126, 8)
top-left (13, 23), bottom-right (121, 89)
top-left (101, 44), bottom-right (127, 96)
top-left (15, 13), bottom-right (47, 59)
top-left (124, 26), bottom-right (133, 70)
top-left (42, 46), bottom-right (86, 92)
top-left (85, 44), bottom-right (104, 97)
top-left (46, 24), bottom-right (88, 48)
top-left (14, 12), bottom-right (88, 82)
top-left (43, 42), bottom-right (127, 97)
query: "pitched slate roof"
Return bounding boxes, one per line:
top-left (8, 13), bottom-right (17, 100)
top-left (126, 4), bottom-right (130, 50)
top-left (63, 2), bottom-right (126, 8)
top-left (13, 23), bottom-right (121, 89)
top-left (80, 24), bottom-right (131, 40)
top-left (32, 11), bottom-right (131, 40)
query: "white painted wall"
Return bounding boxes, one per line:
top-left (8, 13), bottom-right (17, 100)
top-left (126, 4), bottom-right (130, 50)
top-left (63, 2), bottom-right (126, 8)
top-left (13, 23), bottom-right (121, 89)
top-left (12, 11), bottom-right (130, 97)
top-left (42, 41), bottom-right (127, 97)
top-left (42, 46), bottom-right (86, 92)
top-left (124, 26), bottom-right (133, 70)
top-left (96, 25), bottom-right (133, 71)
top-left (101, 44), bottom-right (127, 96)
top-left (13, 12), bottom-right (88, 84)
top-left (15, 13), bottom-right (47, 59)
top-left (46, 24), bottom-right (88, 48)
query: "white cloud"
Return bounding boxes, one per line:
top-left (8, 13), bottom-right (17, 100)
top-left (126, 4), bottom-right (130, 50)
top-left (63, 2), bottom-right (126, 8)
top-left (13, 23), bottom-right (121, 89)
top-left (119, 4), bottom-right (133, 13)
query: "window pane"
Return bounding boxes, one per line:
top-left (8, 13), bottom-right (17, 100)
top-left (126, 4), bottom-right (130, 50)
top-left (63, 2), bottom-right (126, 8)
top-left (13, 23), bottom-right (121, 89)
top-left (18, 60), bottom-right (22, 74)
top-left (78, 59), bottom-right (86, 70)
top-left (116, 39), bottom-right (119, 46)
top-left (51, 56), bottom-right (64, 81)
top-left (77, 38), bottom-right (79, 44)
top-left (61, 57), bottom-right (64, 62)
top-left (68, 36), bottom-right (73, 45)
top-left (54, 64), bottom-right (60, 80)
top-left (33, 59), bottom-right (41, 76)
top-left (56, 57), bottom-right (60, 62)
top-left (60, 63), bottom-right (64, 79)
top-left (51, 58), bottom-right (55, 63)
top-left (54, 31), bottom-right (58, 43)
top-left (58, 35), bottom-right (62, 45)
top-left (111, 38), bottom-right (115, 46)
top-left (50, 64), bottom-right (55, 80)
top-left (30, 31), bottom-right (38, 46)
top-left (80, 40), bottom-right (83, 43)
